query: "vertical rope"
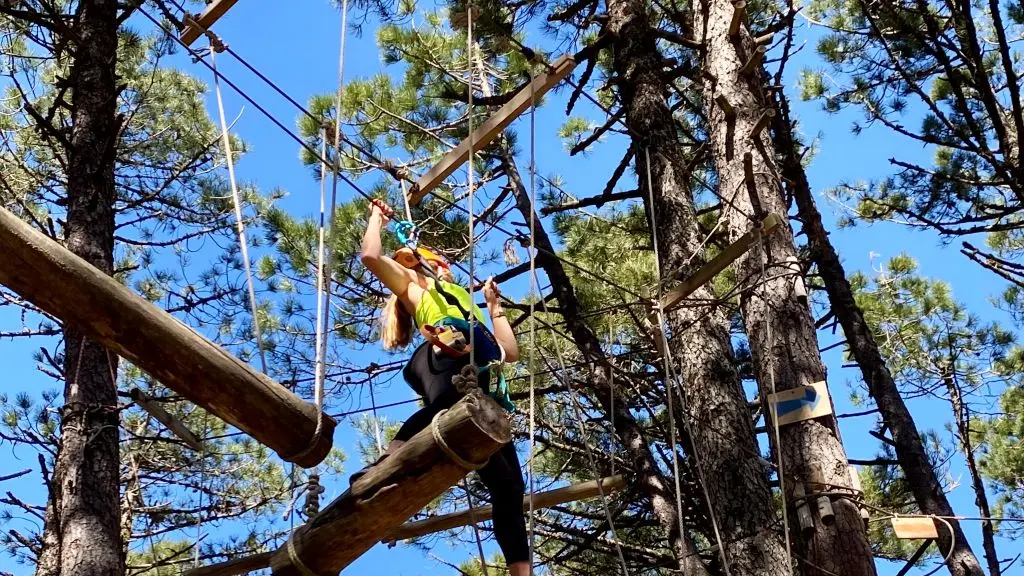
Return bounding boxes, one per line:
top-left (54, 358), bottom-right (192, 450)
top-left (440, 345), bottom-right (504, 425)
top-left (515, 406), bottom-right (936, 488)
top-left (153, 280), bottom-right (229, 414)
top-left (369, 372), bottom-right (384, 457)
top-left (465, 6), bottom-right (477, 367)
top-left (211, 48), bottom-right (266, 375)
top-left (313, 124), bottom-right (330, 444)
top-left (527, 59), bottom-right (538, 575)
top-left (462, 9), bottom-right (488, 574)
top-left (762, 231), bottom-right (795, 575)
top-left (643, 147), bottom-right (731, 575)
top-left (608, 321), bottom-right (615, 478)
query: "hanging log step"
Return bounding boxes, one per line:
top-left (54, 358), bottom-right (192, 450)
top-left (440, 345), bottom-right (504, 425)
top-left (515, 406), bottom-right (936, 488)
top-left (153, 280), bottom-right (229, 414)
top-left (660, 212), bottom-right (783, 311)
top-left (388, 474), bottom-right (626, 543)
top-left (0, 206), bottom-right (334, 467)
top-left (409, 55), bottom-right (577, 205)
top-left (269, 393), bottom-right (511, 576)
top-left (181, 0), bottom-right (240, 46)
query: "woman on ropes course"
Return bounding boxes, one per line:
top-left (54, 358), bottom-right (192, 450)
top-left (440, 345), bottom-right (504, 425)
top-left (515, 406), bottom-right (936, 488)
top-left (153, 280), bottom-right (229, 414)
top-left (354, 198), bottom-right (529, 576)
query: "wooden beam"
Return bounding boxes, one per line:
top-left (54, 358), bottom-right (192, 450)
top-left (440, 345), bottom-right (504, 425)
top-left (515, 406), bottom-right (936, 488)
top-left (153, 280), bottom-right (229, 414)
top-left (269, 394), bottom-right (511, 576)
top-left (181, 0), bottom-right (240, 46)
top-left (660, 213), bottom-right (783, 311)
top-left (387, 475), bottom-right (626, 543)
top-left (129, 388), bottom-right (203, 452)
top-left (409, 55), bottom-right (577, 205)
top-left (0, 206), bottom-right (334, 467)
top-left (184, 552), bottom-right (273, 576)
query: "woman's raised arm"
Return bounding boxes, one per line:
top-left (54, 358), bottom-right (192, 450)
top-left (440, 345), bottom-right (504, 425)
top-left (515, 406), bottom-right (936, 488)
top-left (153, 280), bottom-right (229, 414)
top-left (360, 200), bottom-right (416, 297)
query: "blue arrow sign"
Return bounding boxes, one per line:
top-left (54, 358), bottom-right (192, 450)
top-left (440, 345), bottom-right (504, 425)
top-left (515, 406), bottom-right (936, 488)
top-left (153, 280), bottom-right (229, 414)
top-left (776, 386), bottom-right (819, 418)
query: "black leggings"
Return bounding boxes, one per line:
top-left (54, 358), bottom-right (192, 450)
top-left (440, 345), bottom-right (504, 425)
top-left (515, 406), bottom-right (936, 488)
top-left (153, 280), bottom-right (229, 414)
top-left (395, 342), bottom-right (529, 565)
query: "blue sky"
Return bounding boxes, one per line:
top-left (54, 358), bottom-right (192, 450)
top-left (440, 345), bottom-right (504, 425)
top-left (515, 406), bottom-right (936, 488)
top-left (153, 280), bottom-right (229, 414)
top-left (1, 1), bottom-right (1019, 575)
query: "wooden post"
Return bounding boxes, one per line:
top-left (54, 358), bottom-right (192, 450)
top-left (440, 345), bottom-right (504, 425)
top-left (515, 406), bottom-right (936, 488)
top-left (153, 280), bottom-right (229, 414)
top-left (660, 213), bottom-right (783, 311)
top-left (387, 475), bottom-right (626, 543)
top-left (793, 483), bottom-right (815, 538)
top-left (181, 0), bottom-right (240, 46)
top-left (269, 394), bottom-right (511, 576)
top-left (728, 0), bottom-right (747, 37)
top-left (409, 55), bottom-right (577, 205)
top-left (0, 206), bottom-right (334, 467)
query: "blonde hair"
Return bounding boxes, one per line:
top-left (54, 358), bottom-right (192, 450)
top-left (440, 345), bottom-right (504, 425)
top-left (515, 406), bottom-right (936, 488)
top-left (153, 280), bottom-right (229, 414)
top-left (380, 262), bottom-right (454, 350)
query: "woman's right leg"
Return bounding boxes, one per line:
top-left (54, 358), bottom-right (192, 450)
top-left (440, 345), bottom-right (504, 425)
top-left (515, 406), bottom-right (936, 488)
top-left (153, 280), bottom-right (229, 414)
top-left (477, 442), bottom-right (529, 572)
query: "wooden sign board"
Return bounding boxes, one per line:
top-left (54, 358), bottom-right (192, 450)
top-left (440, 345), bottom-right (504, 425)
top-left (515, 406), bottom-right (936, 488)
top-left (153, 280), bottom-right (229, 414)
top-left (767, 380), bottom-right (832, 426)
top-left (891, 517), bottom-right (939, 539)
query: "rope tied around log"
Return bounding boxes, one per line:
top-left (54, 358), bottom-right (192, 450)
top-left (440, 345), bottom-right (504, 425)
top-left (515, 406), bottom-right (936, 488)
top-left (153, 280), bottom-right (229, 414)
top-left (286, 530), bottom-right (321, 576)
top-left (431, 404), bottom-right (488, 471)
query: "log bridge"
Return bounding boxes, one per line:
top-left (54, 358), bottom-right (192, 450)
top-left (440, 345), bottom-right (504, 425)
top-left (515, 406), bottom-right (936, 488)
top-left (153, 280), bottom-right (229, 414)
top-left (0, 206), bottom-right (335, 467)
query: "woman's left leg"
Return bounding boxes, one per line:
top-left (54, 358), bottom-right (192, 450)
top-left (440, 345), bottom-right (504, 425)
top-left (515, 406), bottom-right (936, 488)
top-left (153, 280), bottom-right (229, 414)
top-left (477, 442), bottom-right (530, 574)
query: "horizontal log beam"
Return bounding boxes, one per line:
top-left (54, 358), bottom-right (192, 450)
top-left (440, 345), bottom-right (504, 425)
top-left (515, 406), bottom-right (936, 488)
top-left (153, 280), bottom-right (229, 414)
top-left (409, 55), bottom-right (577, 205)
top-left (388, 475), bottom-right (625, 543)
top-left (181, 0), bottom-right (240, 46)
top-left (660, 212), bottom-right (782, 311)
top-left (269, 394), bottom-right (511, 576)
top-left (0, 206), bottom-right (334, 467)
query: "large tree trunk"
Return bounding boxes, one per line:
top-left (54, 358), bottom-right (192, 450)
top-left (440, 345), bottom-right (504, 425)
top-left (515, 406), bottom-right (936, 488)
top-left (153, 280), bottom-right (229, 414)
top-left (690, 2), bottom-right (876, 575)
top-left (772, 78), bottom-right (986, 576)
top-left (497, 143), bottom-right (708, 574)
top-left (603, 0), bottom-right (790, 574)
top-left (44, 2), bottom-right (124, 576)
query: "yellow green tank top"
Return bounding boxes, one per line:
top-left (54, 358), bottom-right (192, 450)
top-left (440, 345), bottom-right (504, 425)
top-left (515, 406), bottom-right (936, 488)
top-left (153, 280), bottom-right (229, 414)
top-left (414, 279), bottom-right (489, 329)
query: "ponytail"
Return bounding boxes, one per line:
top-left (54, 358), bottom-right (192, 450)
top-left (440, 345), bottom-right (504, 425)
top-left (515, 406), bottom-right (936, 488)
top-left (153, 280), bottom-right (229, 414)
top-left (381, 294), bottom-right (413, 350)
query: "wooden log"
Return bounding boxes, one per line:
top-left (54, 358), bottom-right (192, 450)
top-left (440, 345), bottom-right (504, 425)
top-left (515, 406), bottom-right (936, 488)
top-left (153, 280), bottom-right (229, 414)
top-left (660, 213), bottom-right (783, 311)
top-left (269, 394), bottom-right (511, 576)
top-left (129, 388), bottom-right (203, 452)
top-left (388, 475), bottom-right (626, 543)
top-left (409, 55), bottom-right (577, 205)
top-left (0, 206), bottom-right (334, 467)
top-left (181, 0), bottom-right (240, 46)
top-left (185, 552), bottom-right (273, 576)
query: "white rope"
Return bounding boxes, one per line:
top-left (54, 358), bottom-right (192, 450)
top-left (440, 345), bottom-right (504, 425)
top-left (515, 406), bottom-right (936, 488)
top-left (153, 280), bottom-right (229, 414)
top-left (466, 8), bottom-right (477, 367)
top-left (761, 229), bottom-right (795, 575)
top-left (527, 58), bottom-right (538, 575)
top-left (531, 272), bottom-right (631, 575)
top-left (643, 147), bottom-right (732, 575)
top-left (211, 48), bottom-right (267, 375)
top-left (462, 11), bottom-right (488, 575)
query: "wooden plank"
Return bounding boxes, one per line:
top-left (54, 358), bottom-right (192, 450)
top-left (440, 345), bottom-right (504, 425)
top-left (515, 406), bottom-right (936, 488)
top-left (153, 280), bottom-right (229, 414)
top-left (387, 475), bottom-right (626, 543)
top-left (767, 380), bottom-right (833, 426)
top-left (409, 55), bottom-right (577, 205)
top-left (0, 206), bottom-right (334, 467)
top-left (129, 388), bottom-right (203, 452)
top-left (269, 394), bottom-right (511, 576)
top-left (891, 517), bottom-right (939, 539)
top-left (181, 0), bottom-right (240, 46)
top-left (660, 213), bottom-right (783, 311)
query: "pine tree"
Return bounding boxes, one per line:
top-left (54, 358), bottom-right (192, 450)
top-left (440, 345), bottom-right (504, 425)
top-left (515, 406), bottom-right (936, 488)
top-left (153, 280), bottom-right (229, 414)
top-left (0, 4), bottom-right (314, 574)
top-left (801, 0), bottom-right (1024, 319)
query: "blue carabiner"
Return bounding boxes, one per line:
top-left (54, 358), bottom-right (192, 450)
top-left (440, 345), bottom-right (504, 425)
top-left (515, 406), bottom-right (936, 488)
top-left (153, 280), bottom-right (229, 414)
top-left (394, 220), bottom-right (418, 249)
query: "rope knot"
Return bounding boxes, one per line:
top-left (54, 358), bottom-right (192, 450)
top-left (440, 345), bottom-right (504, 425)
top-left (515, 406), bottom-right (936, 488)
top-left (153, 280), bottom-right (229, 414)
top-left (453, 364), bottom-right (481, 396)
top-left (302, 473), bottom-right (325, 518)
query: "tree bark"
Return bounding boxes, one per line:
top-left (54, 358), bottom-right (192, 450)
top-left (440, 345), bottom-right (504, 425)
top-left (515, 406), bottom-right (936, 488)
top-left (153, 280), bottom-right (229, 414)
top-left (48, 2), bottom-right (124, 576)
top-left (603, 0), bottom-right (790, 574)
top-left (772, 73), bottom-right (986, 576)
top-left (690, 2), bottom-right (876, 574)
